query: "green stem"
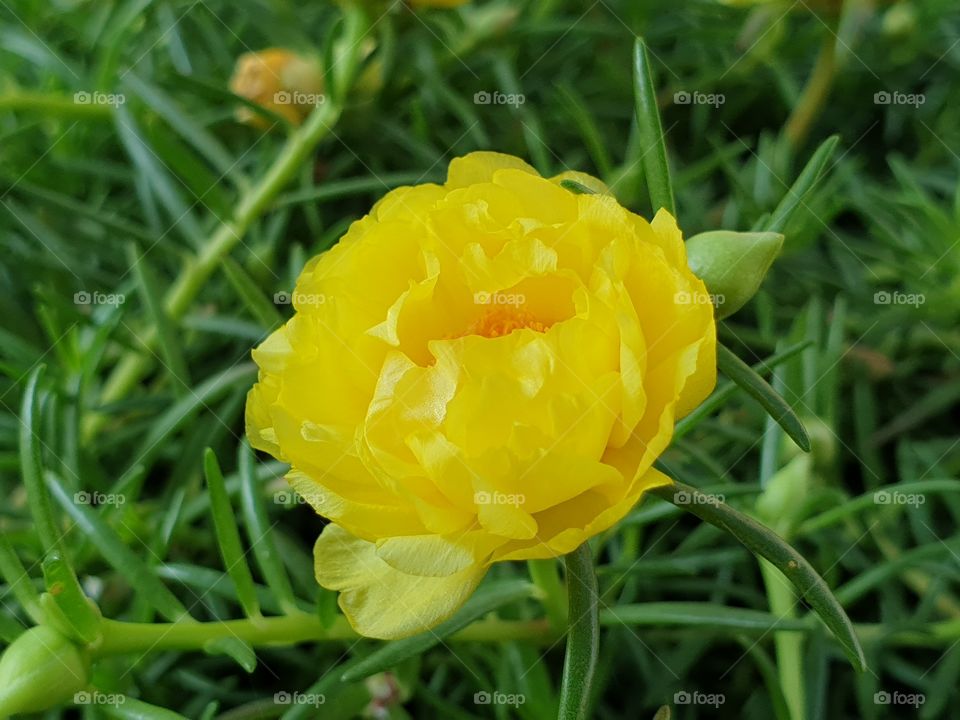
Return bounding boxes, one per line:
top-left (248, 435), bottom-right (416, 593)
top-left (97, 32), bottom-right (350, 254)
top-left (82, 6), bottom-right (371, 440)
top-left (94, 615), bottom-right (552, 656)
top-left (67, 611), bottom-right (960, 659)
top-left (528, 559), bottom-right (568, 632)
top-left (760, 558), bottom-right (806, 720)
top-left (558, 544), bottom-right (599, 720)
top-left (784, 32), bottom-right (838, 148)
top-left (0, 91), bottom-right (114, 118)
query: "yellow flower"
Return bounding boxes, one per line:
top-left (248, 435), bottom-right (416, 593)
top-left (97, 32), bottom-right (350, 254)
top-left (246, 152), bottom-right (717, 639)
top-left (229, 49), bottom-right (324, 128)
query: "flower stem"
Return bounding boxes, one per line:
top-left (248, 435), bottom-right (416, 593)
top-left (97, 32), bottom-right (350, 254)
top-left (81, 5), bottom-right (372, 441)
top-left (94, 615), bottom-right (554, 656)
top-left (784, 32), bottom-right (838, 149)
top-left (77, 611), bottom-right (960, 658)
top-left (558, 543), bottom-right (599, 720)
top-left (528, 559), bottom-right (568, 632)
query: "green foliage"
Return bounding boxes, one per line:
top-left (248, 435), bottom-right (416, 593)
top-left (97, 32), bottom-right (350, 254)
top-left (1, 0), bottom-right (958, 718)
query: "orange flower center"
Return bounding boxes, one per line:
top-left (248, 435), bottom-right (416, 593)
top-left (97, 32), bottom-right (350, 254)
top-left (460, 307), bottom-right (552, 339)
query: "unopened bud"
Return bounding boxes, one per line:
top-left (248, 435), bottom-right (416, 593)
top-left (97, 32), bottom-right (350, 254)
top-left (0, 625), bottom-right (89, 715)
top-left (685, 230), bottom-right (784, 318)
top-left (229, 49), bottom-right (325, 128)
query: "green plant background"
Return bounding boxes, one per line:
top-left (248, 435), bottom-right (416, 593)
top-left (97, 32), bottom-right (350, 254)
top-left (1, 0), bottom-right (958, 718)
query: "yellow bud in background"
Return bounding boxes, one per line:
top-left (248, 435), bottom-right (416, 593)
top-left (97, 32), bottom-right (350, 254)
top-left (229, 49), bottom-right (325, 128)
top-left (0, 625), bottom-right (90, 715)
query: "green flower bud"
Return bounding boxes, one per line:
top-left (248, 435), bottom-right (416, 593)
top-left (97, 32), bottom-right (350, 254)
top-left (685, 230), bottom-right (784, 318)
top-left (755, 453), bottom-right (812, 537)
top-left (882, 4), bottom-right (917, 39)
top-left (0, 625), bottom-right (89, 715)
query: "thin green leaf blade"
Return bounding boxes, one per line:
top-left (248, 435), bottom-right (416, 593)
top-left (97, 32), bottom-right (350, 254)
top-left (203, 448), bottom-right (261, 618)
top-left (203, 636), bottom-right (257, 673)
top-left (41, 552), bottom-right (102, 644)
top-left (764, 135), bottom-right (839, 234)
top-left (600, 602), bottom-right (809, 632)
top-left (653, 480), bottom-right (866, 672)
top-left (633, 37), bottom-right (675, 215)
top-left (221, 257), bottom-right (283, 330)
top-left (46, 472), bottom-right (190, 623)
top-left (238, 440), bottom-right (299, 615)
top-left (19, 365), bottom-right (62, 555)
top-left (718, 344), bottom-right (811, 452)
top-left (127, 243), bottom-right (191, 394)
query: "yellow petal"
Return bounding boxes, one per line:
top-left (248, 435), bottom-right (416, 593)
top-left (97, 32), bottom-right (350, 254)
top-left (315, 525), bottom-right (486, 639)
top-left (446, 151), bottom-right (539, 189)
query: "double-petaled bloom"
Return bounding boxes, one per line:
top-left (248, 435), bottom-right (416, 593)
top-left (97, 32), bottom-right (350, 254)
top-left (246, 152), bottom-right (717, 638)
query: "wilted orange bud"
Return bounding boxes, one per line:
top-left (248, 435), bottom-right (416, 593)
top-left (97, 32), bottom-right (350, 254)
top-left (229, 49), bottom-right (325, 128)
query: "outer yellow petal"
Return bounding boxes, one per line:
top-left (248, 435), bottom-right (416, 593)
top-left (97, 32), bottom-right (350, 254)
top-left (446, 151), bottom-right (539, 189)
top-left (315, 525), bottom-right (486, 640)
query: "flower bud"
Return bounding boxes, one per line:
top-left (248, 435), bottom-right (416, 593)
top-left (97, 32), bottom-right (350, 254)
top-left (229, 49), bottom-right (325, 128)
top-left (0, 625), bottom-right (90, 715)
top-left (755, 454), bottom-right (812, 537)
top-left (882, 4), bottom-right (917, 39)
top-left (685, 230), bottom-right (783, 318)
